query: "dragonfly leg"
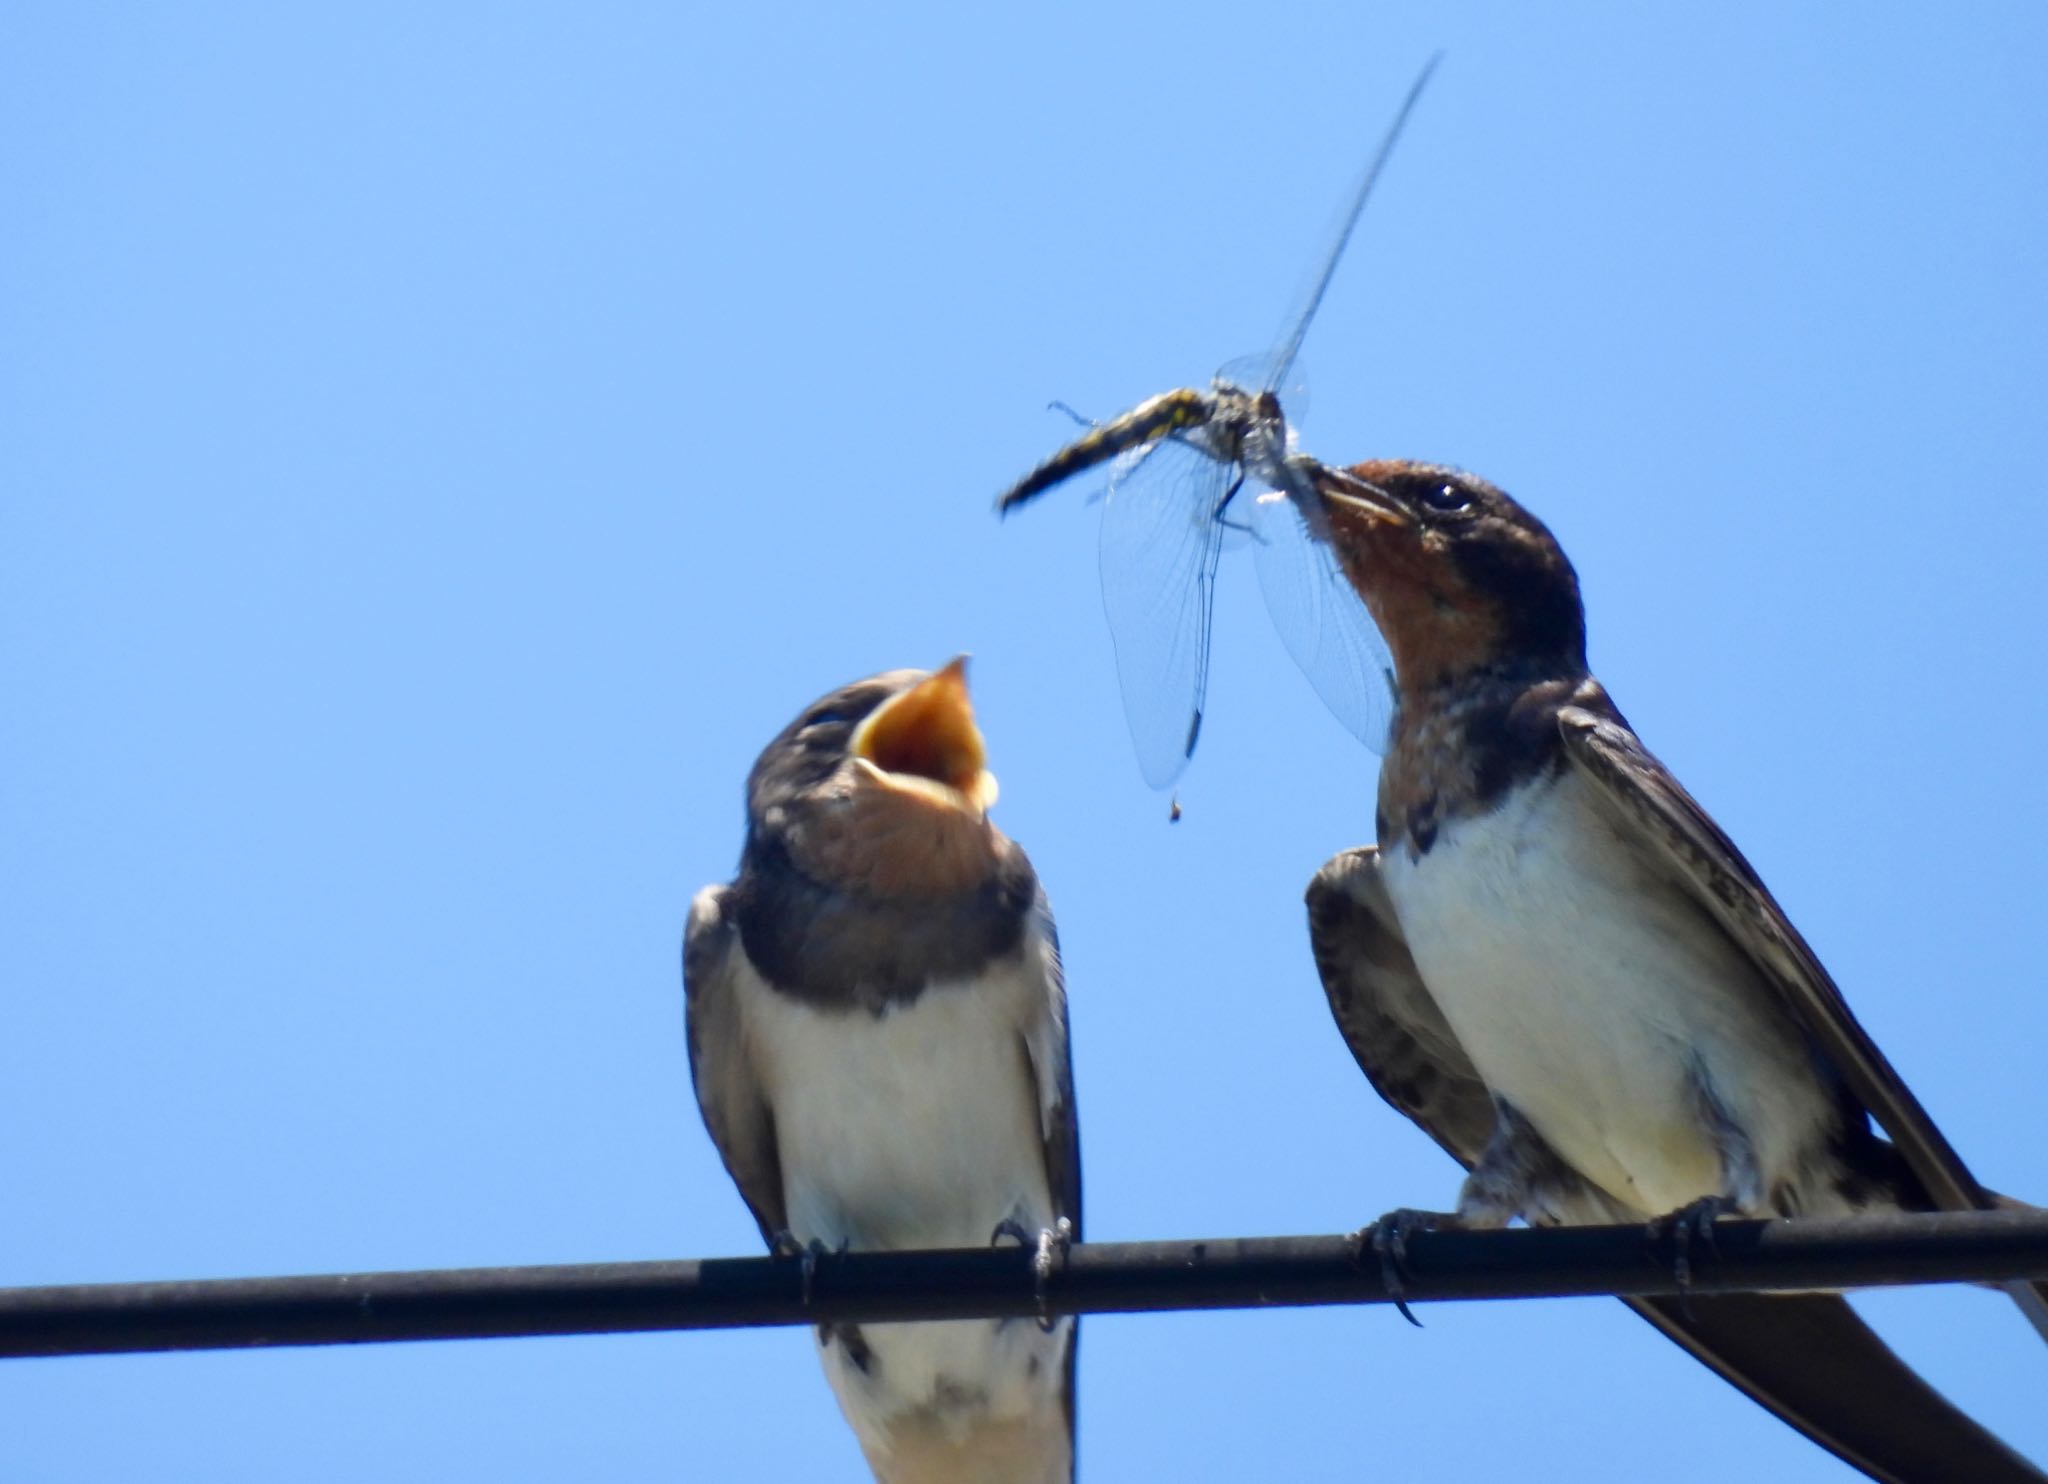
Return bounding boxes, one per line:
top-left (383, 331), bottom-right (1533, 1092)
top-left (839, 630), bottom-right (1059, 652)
top-left (1215, 472), bottom-right (1265, 539)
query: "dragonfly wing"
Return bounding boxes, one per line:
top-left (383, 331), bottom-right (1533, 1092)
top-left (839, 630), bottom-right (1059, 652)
top-left (1250, 485), bottom-right (1397, 756)
top-left (1266, 55), bottom-right (1440, 390)
top-left (1098, 437), bottom-right (1234, 789)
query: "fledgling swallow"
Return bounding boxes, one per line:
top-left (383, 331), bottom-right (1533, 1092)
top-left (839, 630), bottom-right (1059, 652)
top-left (1299, 458), bottom-right (2047, 1482)
top-left (685, 660), bottom-right (1080, 1484)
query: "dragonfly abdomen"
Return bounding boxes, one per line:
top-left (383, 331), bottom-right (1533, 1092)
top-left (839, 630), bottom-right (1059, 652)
top-left (996, 387), bottom-right (1213, 513)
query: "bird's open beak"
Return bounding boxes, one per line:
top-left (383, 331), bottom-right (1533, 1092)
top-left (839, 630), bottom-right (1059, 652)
top-left (1312, 463), bottom-right (1411, 527)
top-left (850, 656), bottom-right (1000, 813)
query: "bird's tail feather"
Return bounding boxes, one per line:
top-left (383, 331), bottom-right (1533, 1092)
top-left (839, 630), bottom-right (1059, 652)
top-left (1628, 1292), bottom-right (2043, 1483)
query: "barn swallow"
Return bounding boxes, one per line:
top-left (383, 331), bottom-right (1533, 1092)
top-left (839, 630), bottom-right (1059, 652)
top-left (684, 660), bottom-right (1080, 1484)
top-left (1298, 458), bottom-right (2047, 1482)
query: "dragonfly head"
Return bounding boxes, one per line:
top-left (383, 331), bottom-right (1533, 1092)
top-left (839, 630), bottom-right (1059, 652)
top-left (1317, 459), bottom-right (1588, 693)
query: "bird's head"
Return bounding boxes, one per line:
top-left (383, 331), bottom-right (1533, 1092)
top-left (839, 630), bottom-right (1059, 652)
top-left (1312, 458), bottom-right (1588, 694)
top-left (745, 658), bottom-right (1005, 898)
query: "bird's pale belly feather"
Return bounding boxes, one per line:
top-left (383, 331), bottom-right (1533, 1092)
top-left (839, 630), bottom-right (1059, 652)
top-left (736, 948), bottom-right (1067, 1458)
top-left (744, 956), bottom-right (1055, 1250)
top-left (1379, 770), bottom-right (1837, 1216)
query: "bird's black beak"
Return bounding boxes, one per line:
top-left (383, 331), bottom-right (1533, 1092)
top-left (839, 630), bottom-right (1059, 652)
top-left (850, 656), bottom-right (999, 813)
top-left (1312, 462), bottom-right (1411, 527)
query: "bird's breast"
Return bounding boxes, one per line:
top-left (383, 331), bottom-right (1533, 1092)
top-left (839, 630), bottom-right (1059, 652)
top-left (1378, 769), bottom-right (1837, 1216)
top-left (740, 950), bottom-right (1059, 1251)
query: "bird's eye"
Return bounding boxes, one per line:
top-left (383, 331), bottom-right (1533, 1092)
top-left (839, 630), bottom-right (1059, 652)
top-left (1417, 481), bottom-right (1473, 515)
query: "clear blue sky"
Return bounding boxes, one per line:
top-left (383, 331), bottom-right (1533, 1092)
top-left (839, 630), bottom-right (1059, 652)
top-left (5, 5), bottom-right (2047, 1479)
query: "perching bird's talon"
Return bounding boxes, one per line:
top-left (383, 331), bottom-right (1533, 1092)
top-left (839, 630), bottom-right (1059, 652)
top-left (1647, 1195), bottom-right (1736, 1313)
top-left (1353, 1208), bottom-right (1453, 1328)
top-left (1032, 1217), bottom-right (1074, 1333)
top-left (771, 1230), bottom-right (839, 1307)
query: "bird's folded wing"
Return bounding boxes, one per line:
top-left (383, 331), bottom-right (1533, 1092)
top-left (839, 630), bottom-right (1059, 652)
top-left (1016, 895), bottom-right (1082, 1473)
top-left (1019, 896), bottom-right (1083, 1238)
top-left (684, 884), bottom-right (788, 1246)
top-left (1308, 847), bottom-right (1494, 1164)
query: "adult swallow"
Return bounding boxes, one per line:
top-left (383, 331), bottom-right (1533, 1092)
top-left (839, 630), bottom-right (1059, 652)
top-left (684, 660), bottom-right (1081, 1484)
top-left (1298, 458), bottom-right (2046, 1482)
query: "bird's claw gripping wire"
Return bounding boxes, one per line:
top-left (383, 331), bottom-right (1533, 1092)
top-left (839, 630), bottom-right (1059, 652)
top-left (1646, 1195), bottom-right (1734, 1318)
top-left (1033, 1217), bottom-right (1075, 1332)
top-left (772, 1229), bottom-right (844, 1308)
top-left (993, 1216), bottom-right (1074, 1332)
top-left (1353, 1209), bottom-right (1454, 1328)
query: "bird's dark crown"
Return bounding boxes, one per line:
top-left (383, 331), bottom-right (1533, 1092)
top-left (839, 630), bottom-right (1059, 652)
top-left (1327, 459), bottom-right (1588, 694)
top-left (744, 669), bottom-right (922, 823)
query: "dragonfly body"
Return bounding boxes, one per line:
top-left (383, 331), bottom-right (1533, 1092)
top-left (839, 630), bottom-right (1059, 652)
top-left (997, 384), bottom-right (1289, 516)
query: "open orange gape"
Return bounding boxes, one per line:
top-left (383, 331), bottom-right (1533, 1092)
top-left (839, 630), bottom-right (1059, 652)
top-left (849, 656), bottom-right (999, 813)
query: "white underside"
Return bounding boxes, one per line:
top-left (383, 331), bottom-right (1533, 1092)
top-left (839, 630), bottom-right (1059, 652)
top-left (731, 928), bottom-right (1070, 1474)
top-left (1379, 769), bottom-right (1841, 1218)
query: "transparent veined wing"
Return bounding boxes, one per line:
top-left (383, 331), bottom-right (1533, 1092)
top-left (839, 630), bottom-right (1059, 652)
top-left (1097, 434), bottom-right (1237, 789)
top-left (1249, 481), bottom-right (1397, 755)
top-left (1264, 54), bottom-right (1441, 391)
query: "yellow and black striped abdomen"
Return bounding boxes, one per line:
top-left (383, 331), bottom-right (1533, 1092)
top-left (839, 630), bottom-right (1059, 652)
top-left (996, 388), bottom-right (1212, 513)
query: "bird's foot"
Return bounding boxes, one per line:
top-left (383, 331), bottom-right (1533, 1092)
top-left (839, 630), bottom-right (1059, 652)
top-left (771, 1228), bottom-right (845, 1307)
top-left (1351, 1208), bottom-right (1461, 1328)
top-left (1645, 1195), bottom-right (1736, 1312)
top-left (1032, 1217), bottom-right (1075, 1333)
top-left (992, 1216), bottom-right (1074, 1332)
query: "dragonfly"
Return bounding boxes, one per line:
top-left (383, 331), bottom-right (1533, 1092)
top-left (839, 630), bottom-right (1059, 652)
top-left (997, 57), bottom-right (1438, 789)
